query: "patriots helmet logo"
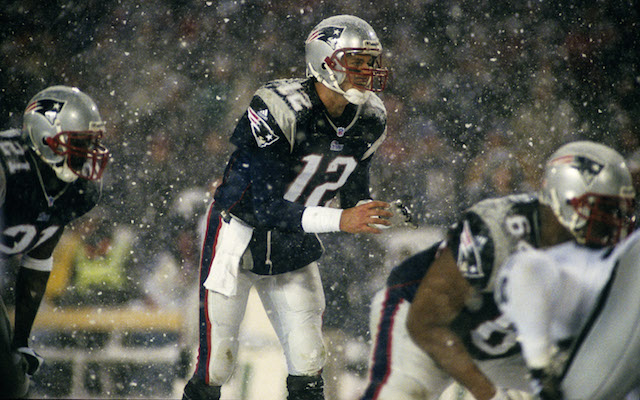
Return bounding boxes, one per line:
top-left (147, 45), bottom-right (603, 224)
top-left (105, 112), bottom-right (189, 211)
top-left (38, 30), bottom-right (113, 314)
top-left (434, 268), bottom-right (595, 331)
top-left (24, 99), bottom-right (66, 126)
top-left (248, 107), bottom-right (279, 148)
top-left (306, 26), bottom-right (345, 50)
top-left (573, 155), bottom-right (604, 186)
top-left (550, 154), bottom-right (604, 186)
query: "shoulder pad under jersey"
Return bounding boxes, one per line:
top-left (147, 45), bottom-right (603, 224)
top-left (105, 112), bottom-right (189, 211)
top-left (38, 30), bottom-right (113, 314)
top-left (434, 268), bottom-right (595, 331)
top-left (359, 93), bottom-right (387, 160)
top-left (255, 78), bottom-right (312, 152)
top-left (0, 129), bottom-right (31, 177)
top-left (361, 92), bottom-right (387, 123)
top-left (458, 193), bottom-right (539, 291)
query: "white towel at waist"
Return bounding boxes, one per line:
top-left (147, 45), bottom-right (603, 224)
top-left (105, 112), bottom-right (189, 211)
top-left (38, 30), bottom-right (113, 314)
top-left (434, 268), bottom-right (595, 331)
top-left (203, 216), bottom-right (254, 297)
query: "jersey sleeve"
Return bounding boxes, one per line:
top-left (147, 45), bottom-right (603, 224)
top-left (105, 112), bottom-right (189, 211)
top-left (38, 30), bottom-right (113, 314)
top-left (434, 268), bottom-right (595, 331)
top-left (230, 95), bottom-right (291, 157)
top-left (447, 211), bottom-right (496, 290)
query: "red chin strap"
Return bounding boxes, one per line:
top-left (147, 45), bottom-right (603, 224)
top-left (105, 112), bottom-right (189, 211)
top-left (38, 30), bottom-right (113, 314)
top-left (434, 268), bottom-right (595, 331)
top-left (45, 131), bottom-right (110, 180)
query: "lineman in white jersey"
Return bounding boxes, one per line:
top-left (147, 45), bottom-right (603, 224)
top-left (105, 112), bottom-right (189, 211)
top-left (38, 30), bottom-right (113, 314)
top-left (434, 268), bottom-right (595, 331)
top-left (495, 143), bottom-right (637, 400)
top-left (404, 141), bottom-right (635, 400)
top-left (497, 228), bottom-right (640, 400)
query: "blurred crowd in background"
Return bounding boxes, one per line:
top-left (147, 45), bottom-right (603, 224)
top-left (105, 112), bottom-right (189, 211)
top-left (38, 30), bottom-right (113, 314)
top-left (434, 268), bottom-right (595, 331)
top-left (1, 0), bottom-right (639, 397)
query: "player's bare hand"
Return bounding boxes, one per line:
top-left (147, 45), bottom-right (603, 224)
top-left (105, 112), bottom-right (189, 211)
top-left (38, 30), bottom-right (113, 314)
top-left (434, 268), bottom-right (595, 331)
top-left (340, 200), bottom-right (392, 234)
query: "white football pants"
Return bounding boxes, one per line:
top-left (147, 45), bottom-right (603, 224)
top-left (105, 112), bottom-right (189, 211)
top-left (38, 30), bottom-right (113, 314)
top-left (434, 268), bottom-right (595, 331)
top-left (203, 262), bottom-right (326, 385)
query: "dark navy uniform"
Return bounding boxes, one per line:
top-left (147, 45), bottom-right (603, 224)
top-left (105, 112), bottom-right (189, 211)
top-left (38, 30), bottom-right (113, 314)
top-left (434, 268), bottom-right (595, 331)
top-left (0, 128), bottom-right (100, 397)
top-left (0, 129), bottom-right (100, 256)
top-left (362, 194), bottom-right (541, 399)
top-left (192, 77), bottom-right (387, 391)
top-left (211, 78), bottom-right (386, 275)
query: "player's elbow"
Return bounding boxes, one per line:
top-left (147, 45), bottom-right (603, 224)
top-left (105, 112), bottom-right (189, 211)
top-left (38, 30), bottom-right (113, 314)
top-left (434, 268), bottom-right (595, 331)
top-left (254, 210), bottom-right (283, 229)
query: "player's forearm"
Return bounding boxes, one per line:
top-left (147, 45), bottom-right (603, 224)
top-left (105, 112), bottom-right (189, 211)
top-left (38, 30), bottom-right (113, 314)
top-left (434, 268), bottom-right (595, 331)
top-left (407, 323), bottom-right (497, 400)
top-left (12, 268), bottom-right (50, 348)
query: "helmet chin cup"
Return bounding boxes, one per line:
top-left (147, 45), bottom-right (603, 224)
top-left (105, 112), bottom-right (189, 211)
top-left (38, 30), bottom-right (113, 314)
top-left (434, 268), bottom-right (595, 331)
top-left (343, 88), bottom-right (370, 105)
top-left (52, 161), bottom-right (79, 183)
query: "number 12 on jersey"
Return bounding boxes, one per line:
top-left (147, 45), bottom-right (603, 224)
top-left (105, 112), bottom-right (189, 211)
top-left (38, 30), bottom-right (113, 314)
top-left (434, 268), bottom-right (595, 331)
top-left (284, 154), bottom-right (357, 207)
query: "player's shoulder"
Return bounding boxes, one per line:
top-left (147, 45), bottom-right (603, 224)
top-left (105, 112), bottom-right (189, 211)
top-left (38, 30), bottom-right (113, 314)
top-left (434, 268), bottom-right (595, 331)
top-left (360, 92), bottom-right (387, 123)
top-left (248, 78), bottom-right (314, 149)
top-left (450, 193), bottom-right (540, 288)
top-left (459, 193), bottom-right (538, 240)
top-left (0, 128), bottom-right (26, 152)
top-left (469, 194), bottom-right (539, 234)
top-left (255, 78), bottom-right (314, 113)
top-left (0, 129), bottom-right (31, 175)
top-left (0, 128), bottom-right (22, 139)
top-left (470, 193), bottom-right (538, 217)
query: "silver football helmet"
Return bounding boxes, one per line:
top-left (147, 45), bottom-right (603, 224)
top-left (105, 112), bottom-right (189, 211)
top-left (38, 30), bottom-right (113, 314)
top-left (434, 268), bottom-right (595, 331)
top-left (22, 86), bottom-right (110, 182)
top-left (305, 15), bottom-right (388, 104)
top-left (540, 141), bottom-right (636, 247)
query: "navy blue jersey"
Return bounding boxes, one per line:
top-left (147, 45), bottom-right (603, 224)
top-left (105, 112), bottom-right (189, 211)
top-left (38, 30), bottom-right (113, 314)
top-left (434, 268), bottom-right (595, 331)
top-left (212, 78), bottom-right (387, 275)
top-left (385, 194), bottom-right (542, 360)
top-left (0, 129), bottom-right (100, 257)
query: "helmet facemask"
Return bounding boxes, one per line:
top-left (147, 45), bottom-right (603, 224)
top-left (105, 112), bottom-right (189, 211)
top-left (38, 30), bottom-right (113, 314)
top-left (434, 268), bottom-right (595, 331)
top-left (324, 48), bottom-right (388, 92)
top-left (45, 124), bottom-right (110, 181)
top-left (569, 193), bottom-right (636, 247)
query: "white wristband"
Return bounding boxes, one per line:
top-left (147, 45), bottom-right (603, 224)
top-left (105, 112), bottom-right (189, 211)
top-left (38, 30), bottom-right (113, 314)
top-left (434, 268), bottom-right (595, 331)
top-left (301, 206), bottom-right (343, 233)
top-left (21, 255), bottom-right (54, 272)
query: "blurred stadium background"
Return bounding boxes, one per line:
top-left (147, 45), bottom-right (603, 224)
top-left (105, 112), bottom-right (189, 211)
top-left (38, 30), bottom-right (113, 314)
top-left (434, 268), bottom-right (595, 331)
top-left (1, 0), bottom-right (638, 398)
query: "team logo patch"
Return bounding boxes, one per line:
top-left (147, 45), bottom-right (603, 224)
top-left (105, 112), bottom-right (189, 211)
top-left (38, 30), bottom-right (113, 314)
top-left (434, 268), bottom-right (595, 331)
top-left (306, 26), bottom-right (345, 50)
top-left (457, 220), bottom-right (487, 278)
top-left (247, 107), bottom-right (278, 148)
top-left (24, 99), bottom-right (66, 126)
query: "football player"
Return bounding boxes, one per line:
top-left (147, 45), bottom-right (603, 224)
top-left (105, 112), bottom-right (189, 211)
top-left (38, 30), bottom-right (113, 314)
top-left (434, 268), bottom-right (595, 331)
top-left (360, 141), bottom-right (634, 400)
top-left (496, 143), bottom-right (637, 400)
top-left (181, 14), bottom-right (406, 400)
top-left (0, 86), bottom-right (110, 398)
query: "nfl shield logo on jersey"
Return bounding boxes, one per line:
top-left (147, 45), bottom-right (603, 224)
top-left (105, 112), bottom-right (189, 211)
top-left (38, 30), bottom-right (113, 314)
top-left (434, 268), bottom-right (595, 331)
top-left (248, 107), bottom-right (279, 148)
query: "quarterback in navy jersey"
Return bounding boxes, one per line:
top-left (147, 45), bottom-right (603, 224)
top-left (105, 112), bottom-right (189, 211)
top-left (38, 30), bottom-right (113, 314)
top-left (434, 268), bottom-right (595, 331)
top-left (0, 86), bottom-right (109, 398)
top-left (182, 15), bottom-right (398, 400)
top-left (361, 141), bottom-right (635, 400)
